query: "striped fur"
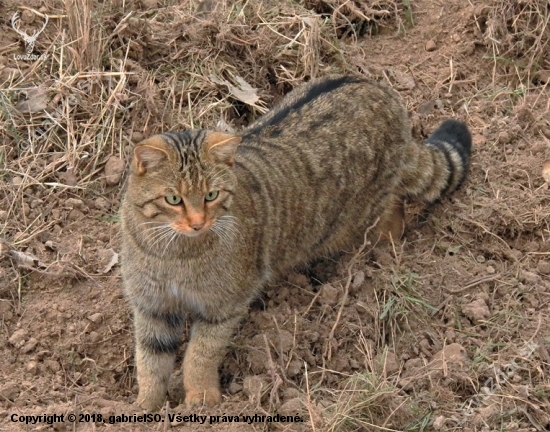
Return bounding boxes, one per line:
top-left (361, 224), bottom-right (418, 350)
top-left (120, 75), bottom-right (472, 410)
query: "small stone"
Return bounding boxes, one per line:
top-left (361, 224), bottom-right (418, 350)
top-left (21, 337), bottom-right (38, 353)
top-left (97, 233), bottom-right (110, 243)
top-left (520, 270), bottom-right (541, 285)
top-left (286, 359), bottom-right (302, 377)
top-left (431, 343), bottom-right (468, 364)
top-left (352, 270), bottom-right (365, 289)
top-left (462, 298), bottom-right (490, 322)
top-left (9, 329), bottom-right (29, 347)
top-left (425, 40), bottom-right (437, 51)
top-left (505, 249), bottom-right (523, 261)
top-left (486, 265), bottom-right (495, 274)
top-left (68, 209), bottom-right (85, 221)
top-left (65, 198), bottom-right (85, 209)
top-left (131, 131), bottom-right (144, 143)
top-left (498, 131), bottom-right (511, 144)
top-left (44, 359), bottom-right (61, 373)
top-left (88, 312), bottom-right (103, 323)
top-left (38, 231), bottom-right (51, 243)
top-left (58, 170), bottom-right (78, 186)
top-left (89, 331), bottom-right (100, 343)
top-left (26, 361), bottom-right (38, 375)
top-left (104, 156), bottom-right (125, 186)
top-left (318, 284), bottom-right (339, 305)
top-left (94, 197), bottom-right (110, 211)
top-left (537, 261), bottom-right (550, 275)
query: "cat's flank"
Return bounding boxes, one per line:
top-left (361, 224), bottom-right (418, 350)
top-left (120, 75), bottom-right (471, 410)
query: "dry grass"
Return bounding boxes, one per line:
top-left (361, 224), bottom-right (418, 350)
top-left (473, 0), bottom-right (549, 84)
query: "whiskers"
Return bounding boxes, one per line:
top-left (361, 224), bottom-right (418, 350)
top-left (138, 216), bottom-right (240, 256)
top-left (210, 215), bottom-right (241, 248)
top-left (139, 221), bottom-right (181, 256)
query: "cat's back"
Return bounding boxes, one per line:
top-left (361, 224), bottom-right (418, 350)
top-left (233, 75), bottom-right (413, 274)
top-left (242, 75), bottom-right (409, 143)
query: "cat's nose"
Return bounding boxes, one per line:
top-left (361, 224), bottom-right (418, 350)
top-left (190, 221), bottom-right (205, 231)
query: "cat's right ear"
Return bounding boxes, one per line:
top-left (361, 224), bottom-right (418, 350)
top-left (133, 137), bottom-right (170, 175)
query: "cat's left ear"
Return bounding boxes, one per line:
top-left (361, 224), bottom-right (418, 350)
top-left (205, 132), bottom-right (242, 166)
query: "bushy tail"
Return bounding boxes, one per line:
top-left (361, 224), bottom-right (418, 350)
top-left (403, 119), bottom-right (472, 204)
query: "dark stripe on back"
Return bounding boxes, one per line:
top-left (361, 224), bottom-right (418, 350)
top-left (244, 76), bottom-right (364, 137)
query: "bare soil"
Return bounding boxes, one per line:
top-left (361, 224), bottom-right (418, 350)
top-left (1, 0), bottom-right (549, 431)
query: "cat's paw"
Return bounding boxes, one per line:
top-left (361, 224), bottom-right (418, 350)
top-left (136, 393), bottom-right (165, 412)
top-left (185, 387), bottom-right (222, 407)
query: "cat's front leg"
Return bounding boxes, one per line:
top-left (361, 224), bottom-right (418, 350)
top-left (132, 306), bottom-right (185, 411)
top-left (183, 314), bottom-right (242, 407)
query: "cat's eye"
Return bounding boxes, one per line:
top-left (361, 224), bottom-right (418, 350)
top-left (165, 194), bottom-right (182, 205)
top-left (205, 191), bottom-right (219, 202)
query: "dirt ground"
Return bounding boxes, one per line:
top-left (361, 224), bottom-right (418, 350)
top-left (1, 0), bottom-right (550, 431)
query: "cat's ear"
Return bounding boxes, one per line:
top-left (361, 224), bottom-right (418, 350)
top-left (133, 137), bottom-right (170, 175)
top-left (205, 132), bottom-right (242, 166)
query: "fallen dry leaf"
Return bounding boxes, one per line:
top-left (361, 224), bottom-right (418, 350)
top-left (210, 74), bottom-right (267, 113)
top-left (102, 249), bottom-right (119, 273)
top-left (15, 86), bottom-right (50, 113)
top-left (10, 250), bottom-right (47, 270)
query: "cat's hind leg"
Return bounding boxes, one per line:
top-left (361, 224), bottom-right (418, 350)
top-left (376, 199), bottom-right (405, 242)
top-left (133, 307), bottom-right (184, 411)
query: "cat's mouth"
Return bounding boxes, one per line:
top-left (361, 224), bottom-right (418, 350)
top-left (171, 221), bottom-right (213, 237)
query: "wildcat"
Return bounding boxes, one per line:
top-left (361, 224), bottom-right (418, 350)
top-left (120, 75), bottom-right (471, 410)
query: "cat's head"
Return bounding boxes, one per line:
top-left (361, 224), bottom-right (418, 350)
top-left (125, 130), bottom-right (241, 238)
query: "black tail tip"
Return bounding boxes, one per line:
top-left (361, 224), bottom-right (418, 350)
top-left (427, 119), bottom-right (472, 155)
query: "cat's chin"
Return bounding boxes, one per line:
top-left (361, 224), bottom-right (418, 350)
top-left (175, 228), bottom-right (211, 238)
